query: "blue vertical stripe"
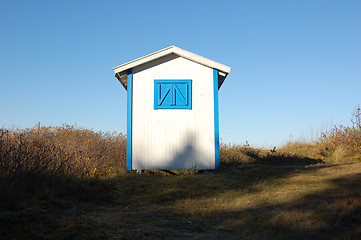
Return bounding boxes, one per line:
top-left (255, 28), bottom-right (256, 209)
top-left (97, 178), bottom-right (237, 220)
top-left (213, 69), bottom-right (220, 170)
top-left (127, 69), bottom-right (133, 171)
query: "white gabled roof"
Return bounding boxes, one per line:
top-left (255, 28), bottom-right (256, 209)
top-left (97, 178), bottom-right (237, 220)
top-left (113, 46), bottom-right (231, 89)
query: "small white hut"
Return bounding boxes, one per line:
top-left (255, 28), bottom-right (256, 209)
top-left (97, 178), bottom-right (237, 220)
top-left (113, 46), bottom-right (231, 170)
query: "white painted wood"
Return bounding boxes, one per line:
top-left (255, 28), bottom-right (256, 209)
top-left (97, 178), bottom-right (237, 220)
top-left (131, 54), bottom-right (215, 170)
top-left (172, 46), bottom-right (232, 74)
top-left (113, 46), bottom-right (174, 75)
top-left (113, 46), bottom-right (231, 79)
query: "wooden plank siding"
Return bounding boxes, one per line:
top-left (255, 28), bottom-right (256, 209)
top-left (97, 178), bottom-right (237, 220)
top-left (131, 54), bottom-right (215, 170)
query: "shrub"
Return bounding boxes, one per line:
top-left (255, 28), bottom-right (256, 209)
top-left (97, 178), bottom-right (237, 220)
top-left (0, 124), bottom-right (127, 208)
top-left (320, 105), bottom-right (361, 153)
top-left (0, 124), bottom-right (127, 178)
top-left (220, 143), bottom-right (257, 164)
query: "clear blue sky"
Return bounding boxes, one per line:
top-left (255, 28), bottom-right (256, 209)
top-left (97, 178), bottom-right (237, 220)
top-left (1, 0), bottom-right (360, 148)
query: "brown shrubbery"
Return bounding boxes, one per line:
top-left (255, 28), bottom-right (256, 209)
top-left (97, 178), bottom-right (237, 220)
top-left (320, 105), bottom-right (361, 153)
top-left (318, 105), bottom-right (361, 163)
top-left (0, 124), bottom-right (126, 207)
top-left (0, 124), bottom-right (126, 178)
top-left (0, 105), bottom-right (359, 210)
top-left (221, 105), bottom-right (361, 165)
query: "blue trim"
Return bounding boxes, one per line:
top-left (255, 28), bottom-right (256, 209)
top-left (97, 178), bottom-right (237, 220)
top-left (213, 69), bottom-right (220, 170)
top-left (126, 69), bottom-right (133, 171)
top-left (154, 79), bottom-right (192, 109)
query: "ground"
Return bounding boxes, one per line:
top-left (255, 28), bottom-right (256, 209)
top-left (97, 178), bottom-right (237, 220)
top-left (1, 155), bottom-right (360, 240)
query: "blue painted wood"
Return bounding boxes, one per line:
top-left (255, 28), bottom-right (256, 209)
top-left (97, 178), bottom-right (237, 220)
top-left (154, 80), bottom-right (192, 109)
top-left (213, 69), bottom-right (220, 170)
top-left (127, 69), bottom-right (133, 171)
top-left (158, 83), bottom-right (173, 106)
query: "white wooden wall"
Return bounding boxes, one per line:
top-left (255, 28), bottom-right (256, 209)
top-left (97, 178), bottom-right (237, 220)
top-left (132, 54), bottom-right (215, 170)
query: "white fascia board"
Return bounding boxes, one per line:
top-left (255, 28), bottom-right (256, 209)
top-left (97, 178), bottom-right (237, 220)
top-left (113, 46), bottom-right (232, 74)
top-left (113, 46), bottom-right (174, 74)
top-left (171, 46), bottom-right (232, 74)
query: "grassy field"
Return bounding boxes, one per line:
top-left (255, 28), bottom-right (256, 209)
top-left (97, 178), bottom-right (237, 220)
top-left (1, 142), bottom-right (360, 239)
top-left (0, 106), bottom-right (360, 239)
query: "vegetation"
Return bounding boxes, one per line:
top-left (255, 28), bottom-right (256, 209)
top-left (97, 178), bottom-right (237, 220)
top-left (320, 104), bottom-right (361, 158)
top-left (0, 106), bottom-right (360, 239)
top-left (0, 124), bottom-right (126, 210)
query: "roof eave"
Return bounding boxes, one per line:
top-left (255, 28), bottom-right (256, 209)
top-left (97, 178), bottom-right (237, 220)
top-left (115, 72), bottom-right (128, 90)
top-left (113, 46), bottom-right (232, 90)
top-left (113, 46), bottom-right (231, 74)
top-left (171, 46), bottom-right (232, 74)
top-left (113, 46), bottom-right (174, 74)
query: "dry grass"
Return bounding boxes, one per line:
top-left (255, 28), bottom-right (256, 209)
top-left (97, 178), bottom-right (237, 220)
top-left (0, 124), bottom-right (126, 209)
top-left (320, 105), bottom-right (361, 154)
top-left (43, 160), bottom-right (359, 240)
top-left (0, 118), bottom-right (360, 239)
top-left (0, 124), bottom-right (127, 178)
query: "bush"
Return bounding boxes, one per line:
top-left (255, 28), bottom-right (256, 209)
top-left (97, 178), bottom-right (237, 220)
top-left (320, 105), bottom-right (361, 153)
top-left (220, 143), bottom-right (252, 164)
top-left (0, 124), bottom-right (127, 208)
